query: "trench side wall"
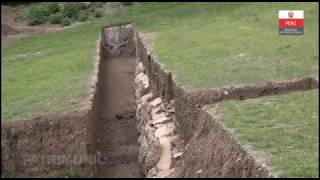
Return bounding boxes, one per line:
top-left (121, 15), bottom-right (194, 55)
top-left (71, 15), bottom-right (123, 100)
top-left (1, 112), bottom-right (92, 177)
top-left (135, 31), bottom-right (270, 177)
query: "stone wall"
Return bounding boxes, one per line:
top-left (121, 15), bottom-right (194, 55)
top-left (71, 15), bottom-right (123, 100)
top-left (133, 28), bottom-right (271, 178)
top-left (134, 31), bottom-right (182, 177)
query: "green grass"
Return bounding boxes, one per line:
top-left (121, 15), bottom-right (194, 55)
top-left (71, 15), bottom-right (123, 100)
top-left (2, 2), bottom-right (318, 120)
top-left (213, 90), bottom-right (319, 177)
top-left (2, 168), bottom-right (92, 178)
top-left (1, 21), bottom-right (103, 121)
top-left (53, 168), bottom-right (91, 178)
top-left (108, 2), bottom-right (318, 89)
top-left (154, 3), bottom-right (319, 89)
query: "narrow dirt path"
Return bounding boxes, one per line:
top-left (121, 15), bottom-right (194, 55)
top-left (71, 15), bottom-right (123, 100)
top-left (95, 57), bottom-right (143, 178)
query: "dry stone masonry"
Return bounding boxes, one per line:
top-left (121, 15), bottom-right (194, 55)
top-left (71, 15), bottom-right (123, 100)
top-left (134, 60), bottom-right (182, 177)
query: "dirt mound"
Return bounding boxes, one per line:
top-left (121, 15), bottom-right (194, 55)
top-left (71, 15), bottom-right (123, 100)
top-left (2, 23), bottom-right (58, 37)
top-left (1, 24), bottom-right (19, 36)
top-left (1, 24), bottom-right (59, 47)
top-left (1, 5), bottom-right (60, 47)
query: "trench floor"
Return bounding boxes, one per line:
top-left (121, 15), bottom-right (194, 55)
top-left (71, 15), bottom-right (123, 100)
top-left (95, 57), bottom-right (143, 178)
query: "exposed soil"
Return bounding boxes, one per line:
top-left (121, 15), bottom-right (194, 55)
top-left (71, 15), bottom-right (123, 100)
top-left (1, 110), bottom-right (93, 177)
top-left (135, 32), bottom-right (271, 177)
top-left (2, 21), bottom-right (318, 178)
top-left (1, 5), bottom-right (61, 48)
top-left (137, 31), bottom-right (319, 178)
top-left (173, 77), bottom-right (318, 143)
top-left (172, 107), bottom-right (270, 178)
top-left (95, 57), bottom-right (143, 178)
top-left (88, 24), bottom-right (144, 177)
top-left (1, 23), bottom-right (58, 36)
top-left (1, 24), bottom-right (60, 48)
top-left (1, 5), bottom-right (27, 26)
top-left (2, 23), bottom-right (143, 178)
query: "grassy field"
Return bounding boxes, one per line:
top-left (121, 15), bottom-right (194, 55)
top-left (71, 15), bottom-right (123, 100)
top-left (213, 90), bottom-right (319, 177)
top-left (1, 22), bottom-right (102, 121)
top-left (2, 2), bottom-right (318, 120)
top-left (110, 2), bottom-right (318, 89)
top-left (153, 3), bottom-right (318, 89)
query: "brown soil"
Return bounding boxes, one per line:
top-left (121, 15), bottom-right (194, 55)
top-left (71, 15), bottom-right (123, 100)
top-left (171, 108), bottom-right (270, 178)
top-left (1, 5), bottom-right (27, 26)
top-left (1, 24), bottom-right (59, 36)
top-left (2, 22), bottom-right (317, 178)
top-left (95, 57), bottom-right (143, 178)
top-left (1, 5), bottom-right (60, 48)
top-left (137, 31), bottom-right (319, 177)
top-left (2, 23), bottom-right (143, 178)
top-left (1, 24), bottom-right (60, 48)
top-left (1, 110), bottom-right (93, 177)
top-left (174, 77), bottom-right (318, 143)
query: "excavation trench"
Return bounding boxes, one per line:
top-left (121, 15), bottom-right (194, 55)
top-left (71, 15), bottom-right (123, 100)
top-left (91, 23), bottom-right (180, 178)
top-left (92, 23), bottom-right (143, 177)
top-left (94, 57), bottom-right (142, 177)
top-left (2, 23), bottom-right (318, 178)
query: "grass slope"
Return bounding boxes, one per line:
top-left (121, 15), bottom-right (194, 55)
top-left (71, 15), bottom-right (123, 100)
top-left (154, 3), bottom-right (319, 89)
top-left (2, 2), bottom-right (318, 120)
top-left (1, 22), bottom-right (102, 120)
top-left (108, 2), bottom-right (318, 89)
top-left (214, 90), bottom-right (319, 177)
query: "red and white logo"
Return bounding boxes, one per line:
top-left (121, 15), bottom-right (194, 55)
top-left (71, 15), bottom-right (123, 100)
top-left (279, 10), bottom-right (304, 28)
